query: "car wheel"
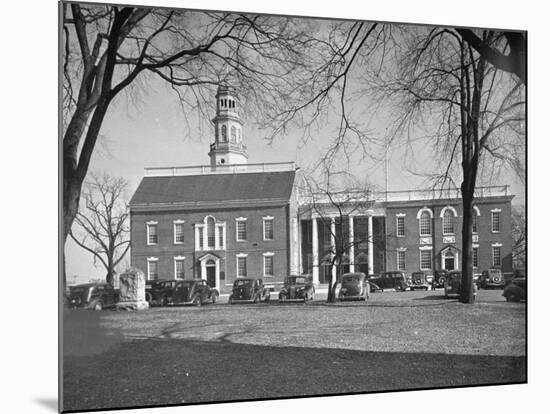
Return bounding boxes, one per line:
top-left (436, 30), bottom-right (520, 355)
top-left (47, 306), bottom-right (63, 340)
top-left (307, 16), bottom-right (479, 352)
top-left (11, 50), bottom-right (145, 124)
top-left (438, 276), bottom-right (446, 286)
top-left (193, 295), bottom-right (202, 307)
top-left (229, 295), bottom-right (234, 305)
top-left (145, 293), bottom-right (152, 304)
top-left (93, 301), bottom-right (103, 311)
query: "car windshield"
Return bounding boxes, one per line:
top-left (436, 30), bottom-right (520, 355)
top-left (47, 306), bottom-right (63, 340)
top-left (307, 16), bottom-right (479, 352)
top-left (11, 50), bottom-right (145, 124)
top-left (176, 281), bottom-right (193, 288)
top-left (342, 275), bottom-right (360, 284)
top-left (234, 279), bottom-right (253, 287)
top-left (288, 277), bottom-right (306, 284)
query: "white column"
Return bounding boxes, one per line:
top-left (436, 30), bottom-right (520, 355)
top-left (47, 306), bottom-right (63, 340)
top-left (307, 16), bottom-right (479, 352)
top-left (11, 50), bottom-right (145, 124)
top-left (214, 225), bottom-right (220, 250)
top-left (194, 225), bottom-right (200, 251)
top-left (312, 217), bottom-right (319, 284)
top-left (331, 217), bottom-right (336, 281)
top-left (348, 215), bottom-right (355, 272)
top-left (292, 218), bottom-right (300, 275)
top-left (368, 215), bottom-right (374, 275)
top-left (200, 260), bottom-right (206, 281)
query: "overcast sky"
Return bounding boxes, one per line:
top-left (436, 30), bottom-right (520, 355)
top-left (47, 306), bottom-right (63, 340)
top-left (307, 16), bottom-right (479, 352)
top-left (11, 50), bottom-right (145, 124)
top-left (64, 5), bottom-right (526, 283)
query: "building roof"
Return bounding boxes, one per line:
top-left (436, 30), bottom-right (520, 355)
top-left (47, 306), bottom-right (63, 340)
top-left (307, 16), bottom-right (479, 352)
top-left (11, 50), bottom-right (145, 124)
top-left (130, 170), bottom-right (296, 207)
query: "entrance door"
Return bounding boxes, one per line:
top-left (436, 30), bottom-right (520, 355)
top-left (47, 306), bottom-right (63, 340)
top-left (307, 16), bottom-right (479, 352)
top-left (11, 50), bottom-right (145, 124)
top-left (205, 260), bottom-right (216, 288)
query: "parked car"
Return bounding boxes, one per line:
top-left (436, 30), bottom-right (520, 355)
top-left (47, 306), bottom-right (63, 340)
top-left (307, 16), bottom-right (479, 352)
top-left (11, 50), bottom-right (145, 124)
top-left (479, 269), bottom-right (505, 289)
top-left (146, 279), bottom-right (219, 306)
top-left (410, 271), bottom-right (431, 291)
top-left (444, 271), bottom-right (477, 300)
top-left (279, 275), bottom-right (315, 302)
top-left (502, 277), bottom-right (526, 302)
top-left (368, 271), bottom-right (409, 292)
top-left (145, 279), bottom-right (174, 306)
top-left (432, 270), bottom-right (449, 289)
top-left (229, 278), bottom-right (272, 304)
top-left (338, 272), bottom-right (370, 301)
top-left (66, 282), bottom-right (120, 310)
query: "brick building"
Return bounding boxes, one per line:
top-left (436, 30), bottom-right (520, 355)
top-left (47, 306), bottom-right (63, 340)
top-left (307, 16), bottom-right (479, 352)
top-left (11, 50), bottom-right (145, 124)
top-left (129, 85), bottom-right (514, 291)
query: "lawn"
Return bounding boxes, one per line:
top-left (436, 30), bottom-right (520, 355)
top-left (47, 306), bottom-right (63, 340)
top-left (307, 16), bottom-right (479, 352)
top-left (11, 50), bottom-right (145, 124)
top-left (61, 289), bottom-right (526, 412)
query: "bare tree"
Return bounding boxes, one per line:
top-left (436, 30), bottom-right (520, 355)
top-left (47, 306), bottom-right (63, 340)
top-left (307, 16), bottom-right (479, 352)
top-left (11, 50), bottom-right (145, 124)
top-left (62, 3), bottom-right (320, 286)
top-left (511, 205), bottom-right (526, 269)
top-left (301, 170), bottom-right (377, 302)
top-left (69, 174), bottom-right (130, 286)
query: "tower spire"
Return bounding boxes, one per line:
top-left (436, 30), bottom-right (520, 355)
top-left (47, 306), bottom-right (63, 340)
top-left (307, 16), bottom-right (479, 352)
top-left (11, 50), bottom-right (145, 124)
top-left (208, 84), bottom-right (248, 166)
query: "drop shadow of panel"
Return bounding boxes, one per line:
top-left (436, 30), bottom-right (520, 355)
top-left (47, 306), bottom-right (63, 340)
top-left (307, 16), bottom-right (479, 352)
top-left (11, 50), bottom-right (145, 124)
top-left (34, 398), bottom-right (57, 412)
top-left (62, 336), bottom-right (526, 413)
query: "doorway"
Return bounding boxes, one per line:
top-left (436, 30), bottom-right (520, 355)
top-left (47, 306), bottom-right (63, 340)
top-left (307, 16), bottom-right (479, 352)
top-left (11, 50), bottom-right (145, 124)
top-left (205, 259), bottom-right (216, 288)
top-left (443, 251), bottom-right (455, 270)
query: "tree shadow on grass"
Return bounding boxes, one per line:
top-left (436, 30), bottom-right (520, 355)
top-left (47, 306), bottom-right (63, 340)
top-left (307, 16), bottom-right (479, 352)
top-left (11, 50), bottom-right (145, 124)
top-left (62, 336), bottom-right (526, 413)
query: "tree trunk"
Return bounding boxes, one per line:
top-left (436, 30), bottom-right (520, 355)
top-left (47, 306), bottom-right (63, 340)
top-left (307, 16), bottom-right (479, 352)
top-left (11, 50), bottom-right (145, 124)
top-left (459, 187), bottom-right (475, 303)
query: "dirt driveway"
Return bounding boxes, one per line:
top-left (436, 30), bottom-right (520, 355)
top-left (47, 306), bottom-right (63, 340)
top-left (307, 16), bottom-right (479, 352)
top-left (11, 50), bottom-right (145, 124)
top-left (62, 289), bottom-right (526, 412)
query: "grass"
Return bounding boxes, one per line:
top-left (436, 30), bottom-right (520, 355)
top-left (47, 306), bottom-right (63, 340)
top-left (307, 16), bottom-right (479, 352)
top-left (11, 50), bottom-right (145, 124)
top-left (61, 289), bottom-right (526, 412)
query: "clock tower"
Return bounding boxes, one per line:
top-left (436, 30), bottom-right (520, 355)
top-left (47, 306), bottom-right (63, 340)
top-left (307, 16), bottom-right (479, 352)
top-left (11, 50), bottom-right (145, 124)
top-left (208, 85), bottom-right (248, 166)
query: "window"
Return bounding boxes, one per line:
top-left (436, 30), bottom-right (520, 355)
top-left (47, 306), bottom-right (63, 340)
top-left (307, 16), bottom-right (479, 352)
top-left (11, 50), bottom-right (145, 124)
top-left (174, 221), bottom-right (184, 244)
top-left (472, 212), bottom-right (478, 233)
top-left (263, 217), bottom-right (274, 241)
top-left (236, 219), bottom-right (247, 241)
top-left (237, 256), bottom-right (247, 277)
top-left (264, 254), bottom-right (274, 277)
top-left (174, 257), bottom-right (185, 279)
top-left (419, 212), bottom-right (431, 236)
top-left (420, 250), bottom-right (432, 270)
top-left (396, 216), bottom-right (405, 237)
top-left (147, 258), bottom-right (158, 280)
top-left (218, 225), bottom-right (224, 248)
top-left (147, 222), bottom-right (158, 245)
top-left (221, 125), bottom-right (227, 141)
top-left (492, 246), bottom-right (502, 267)
top-left (397, 250), bottom-right (406, 270)
top-left (231, 125), bottom-right (236, 142)
top-left (492, 210), bottom-right (501, 232)
top-left (207, 217), bottom-right (215, 248)
top-left (473, 247), bottom-right (478, 268)
top-left (443, 210), bottom-right (454, 234)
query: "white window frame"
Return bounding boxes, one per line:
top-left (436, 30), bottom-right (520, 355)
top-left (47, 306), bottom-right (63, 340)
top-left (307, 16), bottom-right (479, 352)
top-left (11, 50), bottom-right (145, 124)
top-left (263, 252), bottom-right (274, 277)
top-left (236, 253), bottom-right (248, 277)
top-left (472, 245), bottom-right (479, 268)
top-left (419, 246), bottom-right (433, 270)
top-left (217, 223), bottom-right (226, 249)
top-left (146, 257), bottom-right (159, 280)
top-left (441, 206), bottom-right (457, 236)
top-left (472, 206), bottom-right (480, 234)
top-left (173, 220), bottom-right (185, 244)
top-left (174, 256), bottom-right (185, 279)
top-left (236, 217), bottom-right (247, 242)
top-left (417, 207), bottom-right (433, 236)
top-left (491, 209), bottom-right (502, 233)
top-left (263, 216), bottom-right (274, 241)
top-left (146, 221), bottom-right (158, 246)
top-left (397, 248), bottom-right (406, 271)
top-left (396, 214), bottom-right (405, 237)
top-left (492, 242), bottom-right (503, 267)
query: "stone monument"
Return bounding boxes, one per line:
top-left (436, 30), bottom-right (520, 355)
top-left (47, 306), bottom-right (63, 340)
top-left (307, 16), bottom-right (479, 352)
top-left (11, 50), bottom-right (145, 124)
top-left (116, 267), bottom-right (149, 310)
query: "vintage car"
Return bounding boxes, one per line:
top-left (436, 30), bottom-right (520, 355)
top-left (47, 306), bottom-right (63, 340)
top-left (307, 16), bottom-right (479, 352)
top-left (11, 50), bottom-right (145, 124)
top-left (444, 271), bottom-right (477, 300)
top-left (229, 278), bottom-right (272, 304)
top-left (502, 277), bottom-right (526, 302)
top-left (66, 282), bottom-right (120, 310)
top-left (279, 275), bottom-right (315, 302)
top-left (145, 279), bottom-right (174, 306)
top-left (146, 279), bottom-right (219, 306)
top-left (368, 271), bottom-right (409, 292)
top-left (338, 272), bottom-right (370, 301)
top-left (432, 270), bottom-right (449, 289)
top-left (479, 269), bottom-right (505, 289)
top-left (410, 271), bottom-right (431, 291)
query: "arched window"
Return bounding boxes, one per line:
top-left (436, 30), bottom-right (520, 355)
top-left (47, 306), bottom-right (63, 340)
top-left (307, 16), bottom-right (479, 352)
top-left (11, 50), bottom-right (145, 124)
top-left (207, 217), bottom-right (215, 248)
top-left (443, 210), bottom-right (454, 234)
top-left (231, 125), bottom-right (237, 142)
top-left (472, 206), bottom-right (480, 233)
top-left (419, 212), bottom-right (432, 236)
top-left (221, 125), bottom-right (227, 141)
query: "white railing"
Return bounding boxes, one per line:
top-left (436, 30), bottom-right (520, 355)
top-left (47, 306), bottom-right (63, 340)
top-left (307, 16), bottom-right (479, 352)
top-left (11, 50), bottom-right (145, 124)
top-left (144, 161), bottom-right (296, 177)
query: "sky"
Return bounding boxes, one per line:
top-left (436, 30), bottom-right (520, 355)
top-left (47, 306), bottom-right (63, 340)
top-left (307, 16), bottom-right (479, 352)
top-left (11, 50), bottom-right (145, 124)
top-left (63, 5), bottom-right (526, 284)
